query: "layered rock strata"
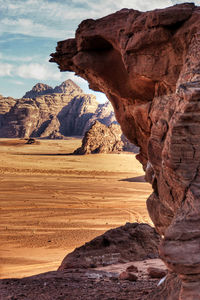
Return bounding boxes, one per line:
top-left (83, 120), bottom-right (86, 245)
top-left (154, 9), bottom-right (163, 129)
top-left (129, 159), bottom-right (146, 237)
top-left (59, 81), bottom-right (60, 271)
top-left (50, 3), bottom-right (200, 299)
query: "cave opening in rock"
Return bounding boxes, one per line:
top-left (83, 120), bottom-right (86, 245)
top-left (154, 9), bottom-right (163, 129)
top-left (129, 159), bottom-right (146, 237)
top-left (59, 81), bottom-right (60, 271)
top-left (80, 35), bottom-right (113, 52)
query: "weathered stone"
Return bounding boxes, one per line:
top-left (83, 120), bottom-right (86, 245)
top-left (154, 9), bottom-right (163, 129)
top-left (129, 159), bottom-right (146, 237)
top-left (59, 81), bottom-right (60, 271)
top-left (51, 3), bottom-right (200, 299)
top-left (147, 267), bottom-right (167, 279)
top-left (58, 223), bottom-right (160, 270)
top-left (126, 264), bottom-right (138, 273)
top-left (119, 271), bottom-right (138, 281)
top-left (74, 120), bottom-right (137, 154)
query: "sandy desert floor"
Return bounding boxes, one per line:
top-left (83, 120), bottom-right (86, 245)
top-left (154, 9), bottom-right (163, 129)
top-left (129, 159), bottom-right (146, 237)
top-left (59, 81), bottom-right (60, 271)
top-left (0, 138), bottom-right (152, 279)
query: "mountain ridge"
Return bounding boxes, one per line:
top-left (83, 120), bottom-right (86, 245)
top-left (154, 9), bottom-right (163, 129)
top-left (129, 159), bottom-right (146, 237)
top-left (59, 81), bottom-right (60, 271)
top-left (0, 80), bottom-right (116, 138)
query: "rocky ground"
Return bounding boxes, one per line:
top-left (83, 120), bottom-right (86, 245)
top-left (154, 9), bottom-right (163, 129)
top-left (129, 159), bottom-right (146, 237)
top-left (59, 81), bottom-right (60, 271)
top-left (0, 268), bottom-right (160, 300)
top-left (0, 223), bottom-right (167, 300)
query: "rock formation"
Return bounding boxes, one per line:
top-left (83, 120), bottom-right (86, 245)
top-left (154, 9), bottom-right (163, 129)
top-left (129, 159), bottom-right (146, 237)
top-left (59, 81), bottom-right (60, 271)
top-left (59, 222), bottom-right (160, 270)
top-left (0, 80), bottom-right (116, 138)
top-left (50, 3), bottom-right (200, 299)
top-left (0, 95), bottom-right (16, 129)
top-left (23, 83), bottom-right (54, 99)
top-left (0, 222), bottom-right (164, 299)
top-left (74, 120), bottom-right (139, 154)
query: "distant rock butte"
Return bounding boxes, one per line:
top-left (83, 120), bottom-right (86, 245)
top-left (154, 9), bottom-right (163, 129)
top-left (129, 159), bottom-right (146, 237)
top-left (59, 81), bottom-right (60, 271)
top-left (74, 120), bottom-right (139, 154)
top-left (51, 3), bottom-right (200, 299)
top-left (0, 80), bottom-right (116, 138)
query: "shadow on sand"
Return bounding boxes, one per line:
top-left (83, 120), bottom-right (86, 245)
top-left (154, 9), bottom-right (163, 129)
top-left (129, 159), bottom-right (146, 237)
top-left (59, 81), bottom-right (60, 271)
top-left (119, 175), bottom-right (146, 183)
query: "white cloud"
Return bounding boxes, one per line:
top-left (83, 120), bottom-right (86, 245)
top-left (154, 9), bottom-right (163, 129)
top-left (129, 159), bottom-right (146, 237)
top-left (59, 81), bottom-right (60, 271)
top-left (16, 63), bottom-right (63, 80)
top-left (0, 0), bottom-right (174, 20)
top-left (11, 80), bottom-right (24, 85)
top-left (171, 0), bottom-right (200, 3)
top-left (0, 17), bottom-right (74, 39)
top-left (0, 0), bottom-right (199, 39)
top-left (0, 62), bottom-right (13, 76)
top-left (0, 52), bottom-right (36, 63)
top-left (0, 60), bottom-right (64, 80)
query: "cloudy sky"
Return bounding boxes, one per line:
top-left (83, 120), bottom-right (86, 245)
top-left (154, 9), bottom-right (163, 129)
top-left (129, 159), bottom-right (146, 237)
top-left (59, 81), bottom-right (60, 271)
top-left (0, 0), bottom-right (199, 102)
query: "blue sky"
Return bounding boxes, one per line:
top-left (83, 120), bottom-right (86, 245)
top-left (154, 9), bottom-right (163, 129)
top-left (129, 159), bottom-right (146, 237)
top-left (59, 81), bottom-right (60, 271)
top-left (0, 0), bottom-right (199, 103)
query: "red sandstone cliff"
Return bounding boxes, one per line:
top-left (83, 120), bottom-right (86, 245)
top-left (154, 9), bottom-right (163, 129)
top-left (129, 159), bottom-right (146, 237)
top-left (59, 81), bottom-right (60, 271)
top-left (51, 3), bottom-right (200, 299)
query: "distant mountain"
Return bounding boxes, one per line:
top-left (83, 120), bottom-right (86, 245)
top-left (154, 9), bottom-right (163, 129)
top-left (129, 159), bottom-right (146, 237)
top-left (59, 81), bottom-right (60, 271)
top-left (0, 80), bottom-right (116, 138)
top-left (23, 83), bottom-right (54, 99)
top-left (53, 80), bottom-right (83, 94)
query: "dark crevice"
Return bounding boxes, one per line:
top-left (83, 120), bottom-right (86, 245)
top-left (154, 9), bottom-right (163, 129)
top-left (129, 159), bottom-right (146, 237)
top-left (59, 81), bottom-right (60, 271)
top-left (163, 19), bottom-right (189, 35)
top-left (152, 177), bottom-right (158, 196)
top-left (80, 36), bottom-right (113, 52)
top-left (163, 175), bottom-right (176, 204)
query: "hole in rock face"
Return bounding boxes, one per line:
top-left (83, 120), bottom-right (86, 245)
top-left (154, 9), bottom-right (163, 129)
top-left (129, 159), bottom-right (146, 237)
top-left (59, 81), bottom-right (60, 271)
top-left (81, 36), bottom-right (113, 52)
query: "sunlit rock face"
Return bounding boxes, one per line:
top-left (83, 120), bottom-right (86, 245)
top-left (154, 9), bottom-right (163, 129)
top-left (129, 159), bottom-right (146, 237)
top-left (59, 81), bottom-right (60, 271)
top-left (50, 3), bottom-right (200, 299)
top-left (74, 120), bottom-right (138, 154)
top-left (0, 80), bottom-right (116, 138)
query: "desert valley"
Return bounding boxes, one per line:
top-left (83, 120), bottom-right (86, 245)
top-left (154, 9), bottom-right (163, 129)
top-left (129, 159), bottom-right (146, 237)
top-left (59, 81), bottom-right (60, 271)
top-left (0, 80), bottom-right (151, 280)
top-left (0, 138), bottom-right (152, 279)
top-left (1, 1), bottom-right (200, 299)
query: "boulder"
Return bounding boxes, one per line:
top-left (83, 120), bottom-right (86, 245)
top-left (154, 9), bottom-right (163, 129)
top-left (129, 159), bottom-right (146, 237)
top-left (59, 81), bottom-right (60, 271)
top-left (119, 271), bottom-right (138, 281)
top-left (147, 267), bottom-right (167, 279)
top-left (126, 265), bottom-right (138, 273)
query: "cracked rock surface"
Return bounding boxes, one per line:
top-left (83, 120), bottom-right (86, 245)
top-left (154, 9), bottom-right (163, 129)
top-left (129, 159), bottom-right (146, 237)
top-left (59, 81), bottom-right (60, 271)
top-left (51, 3), bottom-right (200, 299)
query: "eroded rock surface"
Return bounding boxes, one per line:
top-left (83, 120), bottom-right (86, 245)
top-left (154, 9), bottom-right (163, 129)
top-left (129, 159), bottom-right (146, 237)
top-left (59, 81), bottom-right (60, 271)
top-left (59, 223), bottom-right (160, 270)
top-left (51, 3), bottom-right (200, 299)
top-left (74, 120), bottom-right (138, 154)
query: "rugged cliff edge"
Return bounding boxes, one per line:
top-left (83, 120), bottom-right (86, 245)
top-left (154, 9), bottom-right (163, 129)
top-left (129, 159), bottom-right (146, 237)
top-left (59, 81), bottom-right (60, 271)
top-left (51, 3), bottom-right (200, 299)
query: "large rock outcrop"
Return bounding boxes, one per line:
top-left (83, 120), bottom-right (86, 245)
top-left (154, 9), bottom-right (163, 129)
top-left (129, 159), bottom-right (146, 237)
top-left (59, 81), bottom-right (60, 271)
top-left (0, 80), bottom-right (116, 138)
top-left (74, 120), bottom-right (138, 154)
top-left (59, 222), bottom-right (160, 270)
top-left (50, 3), bottom-right (200, 299)
top-left (74, 121), bottom-right (124, 154)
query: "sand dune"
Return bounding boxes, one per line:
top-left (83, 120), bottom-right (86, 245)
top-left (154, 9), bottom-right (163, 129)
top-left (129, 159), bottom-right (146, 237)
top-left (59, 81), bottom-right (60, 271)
top-left (0, 138), bottom-right (152, 278)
